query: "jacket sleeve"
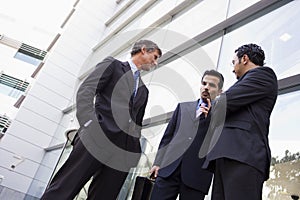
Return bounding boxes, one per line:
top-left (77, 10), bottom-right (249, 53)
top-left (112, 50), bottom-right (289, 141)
top-left (222, 67), bottom-right (278, 115)
top-left (76, 57), bottom-right (114, 127)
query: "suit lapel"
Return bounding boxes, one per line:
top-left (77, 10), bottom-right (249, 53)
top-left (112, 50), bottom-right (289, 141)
top-left (122, 61), bottom-right (135, 95)
top-left (186, 101), bottom-right (199, 122)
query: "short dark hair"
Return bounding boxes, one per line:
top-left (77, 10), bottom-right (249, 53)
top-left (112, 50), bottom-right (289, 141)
top-left (131, 40), bottom-right (162, 57)
top-left (202, 69), bottom-right (224, 89)
top-left (235, 43), bottom-right (265, 66)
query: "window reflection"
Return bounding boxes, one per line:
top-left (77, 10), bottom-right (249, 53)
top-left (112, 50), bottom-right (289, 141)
top-left (227, 0), bottom-right (260, 17)
top-left (269, 90), bottom-right (300, 158)
top-left (218, 0), bottom-right (300, 89)
top-left (262, 90), bottom-right (300, 199)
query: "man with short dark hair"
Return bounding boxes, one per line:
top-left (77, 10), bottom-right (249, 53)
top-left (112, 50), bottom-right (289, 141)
top-left (203, 43), bottom-right (278, 200)
top-left (150, 70), bottom-right (224, 200)
top-left (41, 40), bottom-right (162, 200)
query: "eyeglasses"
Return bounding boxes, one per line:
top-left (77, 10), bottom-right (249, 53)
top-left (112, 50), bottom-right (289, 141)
top-left (231, 57), bottom-right (240, 67)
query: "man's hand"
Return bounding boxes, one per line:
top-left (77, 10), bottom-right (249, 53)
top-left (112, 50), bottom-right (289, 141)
top-left (149, 165), bottom-right (160, 178)
top-left (201, 98), bottom-right (211, 118)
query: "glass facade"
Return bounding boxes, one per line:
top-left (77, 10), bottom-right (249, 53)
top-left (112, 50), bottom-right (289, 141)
top-left (217, 0), bottom-right (300, 89)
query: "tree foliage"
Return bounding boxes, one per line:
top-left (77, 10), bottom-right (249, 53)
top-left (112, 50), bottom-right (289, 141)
top-left (266, 150), bottom-right (300, 200)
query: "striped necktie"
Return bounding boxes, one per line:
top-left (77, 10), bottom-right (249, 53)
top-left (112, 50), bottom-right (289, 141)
top-left (133, 70), bottom-right (140, 97)
top-left (196, 101), bottom-right (202, 118)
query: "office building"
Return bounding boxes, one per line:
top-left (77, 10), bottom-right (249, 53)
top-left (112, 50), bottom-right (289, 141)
top-left (0, 0), bottom-right (299, 199)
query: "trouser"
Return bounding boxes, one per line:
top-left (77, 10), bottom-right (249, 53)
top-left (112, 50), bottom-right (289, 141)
top-left (40, 138), bottom-right (128, 200)
top-left (212, 158), bottom-right (265, 200)
top-left (150, 163), bottom-right (205, 200)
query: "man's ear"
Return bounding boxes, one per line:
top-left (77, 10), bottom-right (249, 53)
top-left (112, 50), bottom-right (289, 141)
top-left (243, 54), bottom-right (249, 64)
top-left (141, 45), bottom-right (146, 54)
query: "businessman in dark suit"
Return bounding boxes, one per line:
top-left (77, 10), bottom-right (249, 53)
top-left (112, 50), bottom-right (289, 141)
top-left (201, 44), bottom-right (278, 200)
top-left (41, 40), bottom-right (162, 200)
top-left (150, 70), bottom-right (224, 200)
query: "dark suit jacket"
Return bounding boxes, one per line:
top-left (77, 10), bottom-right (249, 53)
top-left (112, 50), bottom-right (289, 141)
top-left (202, 66), bottom-right (278, 180)
top-left (153, 101), bottom-right (213, 193)
top-left (75, 56), bottom-right (149, 168)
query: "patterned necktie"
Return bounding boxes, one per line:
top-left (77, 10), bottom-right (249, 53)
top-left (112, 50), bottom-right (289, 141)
top-left (196, 102), bottom-right (202, 118)
top-left (133, 70), bottom-right (140, 97)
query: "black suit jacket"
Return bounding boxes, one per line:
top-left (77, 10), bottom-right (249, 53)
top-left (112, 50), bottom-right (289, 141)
top-left (75, 56), bottom-right (148, 168)
top-left (154, 101), bottom-right (213, 193)
top-left (202, 66), bottom-right (278, 180)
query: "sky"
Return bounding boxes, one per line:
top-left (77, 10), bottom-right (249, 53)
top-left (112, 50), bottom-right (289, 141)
top-left (0, 0), bottom-right (75, 49)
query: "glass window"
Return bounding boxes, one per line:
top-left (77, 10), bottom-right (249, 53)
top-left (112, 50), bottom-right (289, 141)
top-left (265, 90), bottom-right (300, 199)
top-left (215, 1), bottom-right (300, 198)
top-left (141, 123), bottom-right (168, 162)
top-left (14, 43), bottom-right (46, 66)
top-left (217, 1), bottom-right (300, 90)
top-left (227, 0), bottom-right (260, 17)
top-left (141, 37), bottom-right (222, 118)
top-left (0, 73), bottom-right (28, 98)
top-left (269, 90), bottom-right (300, 158)
top-left (142, 54), bottom-right (213, 118)
top-left (0, 84), bottom-right (24, 99)
top-left (164, 0), bottom-right (228, 39)
top-left (0, 114), bottom-right (11, 133)
top-left (14, 51), bottom-right (42, 66)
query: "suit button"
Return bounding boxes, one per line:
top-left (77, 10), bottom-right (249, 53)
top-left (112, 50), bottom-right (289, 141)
top-left (129, 119), bottom-right (132, 123)
top-left (188, 137), bottom-right (192, 140)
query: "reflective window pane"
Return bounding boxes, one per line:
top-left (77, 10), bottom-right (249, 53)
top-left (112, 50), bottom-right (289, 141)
top-left (265, 90), bottom-right (300, 199)
top-left (227, 0), bottom-right (260, 17)
top-left (218, 1), bottom-right (300, 89)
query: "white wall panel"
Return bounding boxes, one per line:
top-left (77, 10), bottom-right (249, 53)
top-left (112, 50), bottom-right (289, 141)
top-left (12, 108), bottom-right (60, 139)
top-left (19, 97), bottom-right (62, 125)
top-left (47, 40), bottom-right (88, 70)
top-left (28, 83), bottom-right (70, 110)
top-left (0, 167), bottom-right (32, 194)
top-left (45, 51), bottom-right (82, 77)
top-left (6, 119), bottom-right (53, 147)
top-left (0, 135), bottom-right (44, 165)
top-left (63, 11), bottom-right (105, 45)
top-left (32, 61), bottom-right (78, 89)
top-left (0, 149), bottom-right (40, 179)
top-left (35, 73), bottom-right (74, 100)
top-left (54, 34), bottom-right (93, 59)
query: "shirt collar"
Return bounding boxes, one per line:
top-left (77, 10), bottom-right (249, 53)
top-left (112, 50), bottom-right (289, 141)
top-left (128, 58), bottom-right (138, 74)
top-left (197, 98), bottom-right (215, 109)
top-left (196, 99), bottom-right (204, 109)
